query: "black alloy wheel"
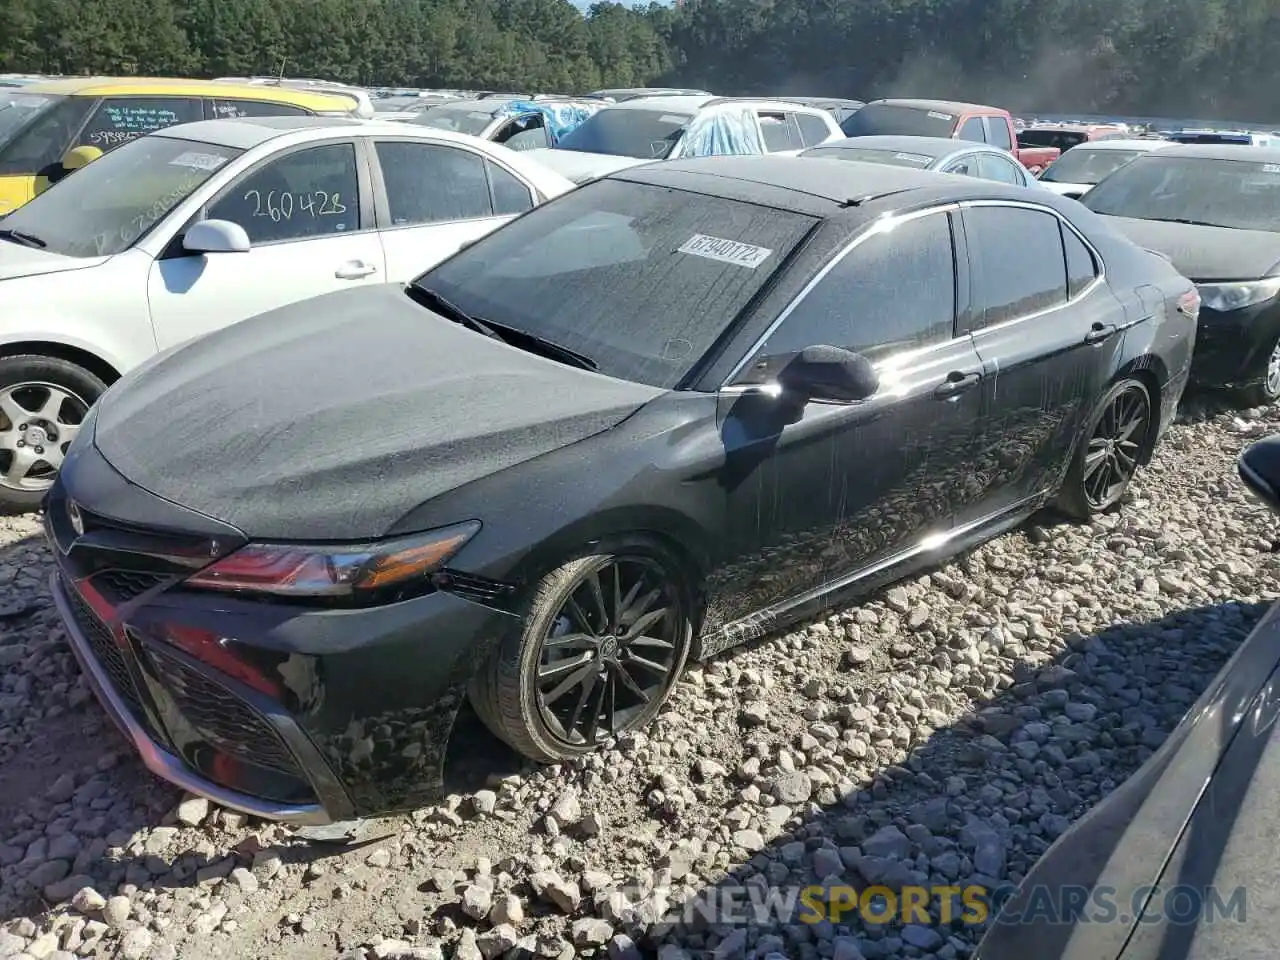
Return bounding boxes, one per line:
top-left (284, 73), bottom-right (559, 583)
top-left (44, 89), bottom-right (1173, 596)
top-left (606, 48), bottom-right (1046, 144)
top-left (470, 541), bottom-right (693, 762)
top-left (1236, 333), bottom-right (1280, 408)
top-left (1057, 378), bottom-right (1152, 519)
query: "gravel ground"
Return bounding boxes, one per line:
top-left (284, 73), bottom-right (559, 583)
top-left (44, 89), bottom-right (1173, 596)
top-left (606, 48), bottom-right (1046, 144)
top-left (1, 397), bottom-right (1279, 960)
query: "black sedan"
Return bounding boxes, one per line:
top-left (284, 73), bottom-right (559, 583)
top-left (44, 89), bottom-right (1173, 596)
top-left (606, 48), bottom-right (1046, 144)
top-left (974, 434), bottom-right (1280, 960)
top-left (1083, 144), bottom-right (1280, 404)
top-left (46, 156), bottom-right (1196, 824)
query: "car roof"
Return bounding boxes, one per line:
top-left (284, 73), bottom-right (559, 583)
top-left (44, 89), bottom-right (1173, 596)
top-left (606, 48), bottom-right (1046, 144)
top-left (869, 98), bottom-right (1002, 115)
top-left (805, 135), bottom-right (981, 159)
top-left (1146, 143), bottom-right (1280, 162)
top-left (21, 76), bottom-right (359, 110)
top-left (1065, 138), bottom-right (1176, 151)
top-left (420, 97), bottom-right (517, 112)
top-left (152, 115), bottom-right (491, 150)
top-left (610, 154), bottom-right (988, 213)
top-left (604, 94), bottom-right (718, 114)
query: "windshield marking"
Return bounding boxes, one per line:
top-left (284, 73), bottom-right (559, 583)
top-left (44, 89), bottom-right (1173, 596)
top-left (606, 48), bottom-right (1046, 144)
top-left (678, 234), bottom-right (774, 268)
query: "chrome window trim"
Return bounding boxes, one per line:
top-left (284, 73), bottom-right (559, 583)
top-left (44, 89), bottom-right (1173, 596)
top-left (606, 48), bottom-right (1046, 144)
top-left (958, 198), bottom-right (1106, 335)
top-left (721, 203), bottom-right (960, 385)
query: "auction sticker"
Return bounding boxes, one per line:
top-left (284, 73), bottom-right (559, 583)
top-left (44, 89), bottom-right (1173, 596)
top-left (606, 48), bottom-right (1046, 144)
top-left (678, 234), bottom-right (773, 268)
top-left (169, 151), bottom-right (230, 171)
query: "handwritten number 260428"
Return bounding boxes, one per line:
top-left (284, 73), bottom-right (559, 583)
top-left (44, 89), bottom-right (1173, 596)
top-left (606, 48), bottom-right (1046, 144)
top-left (243, 189), bottom-right (346, 221)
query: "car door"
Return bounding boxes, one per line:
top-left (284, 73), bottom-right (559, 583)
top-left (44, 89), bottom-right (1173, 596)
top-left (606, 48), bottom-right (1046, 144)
top-left (957, 200), bottom-right (1122, 523)
top-left (715, 208), bottom-right (986, 614)
top-left (369, 138), bottom-right (536, 281)
top-left (147, 138), bottom-right (385, 350)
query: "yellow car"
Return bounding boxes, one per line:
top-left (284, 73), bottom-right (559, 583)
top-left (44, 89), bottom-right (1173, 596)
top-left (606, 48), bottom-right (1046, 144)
top-left (0, 77), bottom-right (367, 214)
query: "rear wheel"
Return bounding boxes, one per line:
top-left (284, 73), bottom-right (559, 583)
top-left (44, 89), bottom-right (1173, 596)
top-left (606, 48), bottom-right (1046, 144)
top-left (470, 539), bottom-right (693, 761)
top-left (0, 356), bottom-right (105, 513)
top-left (1055, 378), bottom-right (1152, 520)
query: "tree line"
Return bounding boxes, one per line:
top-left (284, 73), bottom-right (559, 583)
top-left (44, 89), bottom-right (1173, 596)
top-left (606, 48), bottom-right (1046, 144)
top-left (1, 0), bottom-right (1276, 122)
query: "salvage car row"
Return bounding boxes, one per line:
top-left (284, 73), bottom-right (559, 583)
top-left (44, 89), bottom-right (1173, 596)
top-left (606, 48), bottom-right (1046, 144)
top-left (1, 73), bottom-right (1277, 832)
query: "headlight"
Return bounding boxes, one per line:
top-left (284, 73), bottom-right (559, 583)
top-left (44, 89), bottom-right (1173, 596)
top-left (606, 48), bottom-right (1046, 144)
top-left (1195, 277), bottom-right (1280, 312)
top-left (183, 520), bottom-right (480, 602)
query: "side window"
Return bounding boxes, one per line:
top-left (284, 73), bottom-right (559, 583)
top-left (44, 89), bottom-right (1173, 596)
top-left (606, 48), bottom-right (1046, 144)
top-left (795, 112), bottom-right (833, 147)
top-left (965, 206), bottom-right (1067, 328)
top-left (502, 127), bottom-right (550, 151)
top-left (1062, 222), bottom-right (1099, 298)
top-left (375, 141), bottom-right (492, 225)
top-left (0, 97), bottom-right (96, 174)
top-left (74, 97), bottom-right (202, 150)
top-left (209, 99), bottom-right (311, 119)
top-left (207, 143), bottom-right (359, 244)
top-left (986, 118), bottom-right (1013, 150)
top-left (735, 212), bottom-right (956, 383)
top-left (758, 112), bottom-right (801, 152)
top-left (976, 153), bottom-right (1024, 184)
top-left (958, 117), bottom-right (986, 143)
top-left (487, 160), bottom-right (534, 215)
top-left (945, 157), bottom-right (978, 177)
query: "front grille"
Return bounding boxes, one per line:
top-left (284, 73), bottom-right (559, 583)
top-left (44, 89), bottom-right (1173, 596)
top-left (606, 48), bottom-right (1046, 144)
top-left (66, 586), bottom-right (146, 720)
top-left (93, 570), bottom-right (165, 604)
top-left (146, 644), bottom-right (305, 779)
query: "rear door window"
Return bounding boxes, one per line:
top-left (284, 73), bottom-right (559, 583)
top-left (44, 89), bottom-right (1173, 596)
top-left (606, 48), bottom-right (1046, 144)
top-left (1062, 223), bottom-right (1099, 298)
top-left (375, 141), bottom-right (493, 225)
top-left (977, 153), bottom-right (1024, 184)
top-left (758, 112), bottom-right (802, 152)
top-left (795, 112), bottom-right (833, 146)
top-left (958, 117), bottom-right (987, 143)
top-left (985, 117), bottom-right (1013, 150)
top-left (208, 99), bottom-right (312, 119)
top-left (964, 205), bottom-right (1068, 328)
top-left (74, 97), bottom-right (202, 150)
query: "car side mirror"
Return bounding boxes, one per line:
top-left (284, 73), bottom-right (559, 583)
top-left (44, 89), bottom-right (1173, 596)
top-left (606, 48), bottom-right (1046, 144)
top-left (777, 345), bottom-right (878, 403)
top-left (1240, 435), bottom-right (1280, 513)
top-left (183, 219), bottom-right (251, 254)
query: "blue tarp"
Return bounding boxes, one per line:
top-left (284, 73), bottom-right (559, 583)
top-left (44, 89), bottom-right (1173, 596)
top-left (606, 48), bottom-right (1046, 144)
top-left (678, 104), bottom-right (765, 157)
top-left (500, 99), bottom-right (603, 145)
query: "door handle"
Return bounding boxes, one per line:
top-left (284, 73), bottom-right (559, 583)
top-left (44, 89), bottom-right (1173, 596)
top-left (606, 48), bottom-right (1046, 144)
top-left (1084, 322), bottom-right (1118, 344)
top-left (933, 371), bottom-right (982, 398)
top-left (335, 260), bottom-right (378, 280)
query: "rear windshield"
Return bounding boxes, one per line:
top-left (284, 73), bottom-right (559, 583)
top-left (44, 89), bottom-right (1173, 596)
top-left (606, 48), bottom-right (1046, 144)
top-left (555, 108), bottom-right (690, 159)
top-left (841, 103), bottom-right (956, 138)
top-left (1083, 155), bottom-right (1280, 232)
top-left (411, 104), bottom-right (497, 137)
top-left (1018, 129), bottom-right (1088, 151)
top-left (804, 146), bottom-right (933, 168)
top-left (1040, 148), bottom-right (1146, 184)
top-left (412, 178), bottom-right (818, 388)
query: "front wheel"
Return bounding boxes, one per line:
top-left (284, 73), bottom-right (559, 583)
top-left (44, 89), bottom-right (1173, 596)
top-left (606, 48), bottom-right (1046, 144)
top-left (1235, 334), bottom-right (1280, 408)
top-left (470, 539), bottom-right (693, 762)
top-left (1055, 378), bottom-right (1153, 520)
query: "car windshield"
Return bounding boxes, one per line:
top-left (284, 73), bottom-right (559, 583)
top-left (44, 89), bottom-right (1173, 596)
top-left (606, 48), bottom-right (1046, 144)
top-left (1040, 147), bottom-right (1146, 184)
top-left (841, 103), bottom-right (956, 138)
top-left (0, 135), bottom-right (242, 257)
top-left (804, 146), bottom-right (933, 168)
top-left (555, 108), bottom-right (690, 159)
top-left (1083, 155), bottom-right (1280, 232)
top-left (411, 104), bottom-right (499, 136)
top-left (411, 178), bottom-right (818, 388)
top-left (0, 92), bottom-right (59, 143)
top-left (1019, 129), bottom-right (1088, 151)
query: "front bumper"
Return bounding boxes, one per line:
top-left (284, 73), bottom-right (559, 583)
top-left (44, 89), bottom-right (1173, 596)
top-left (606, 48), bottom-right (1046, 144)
top-left (1189, 300), bottom-right (1280, 390)
top-left (45, 448), bottom-right (518, 823)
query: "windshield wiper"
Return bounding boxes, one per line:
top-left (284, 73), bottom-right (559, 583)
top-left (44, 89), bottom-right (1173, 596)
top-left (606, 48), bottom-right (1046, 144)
top-left (408, 285), bottom-right (506, 342)
top-left (1144, 216), bottom-right (1226, 228)
top-left (0, 228), bottom-right (46, 248)
top-left (407, 284), bottom-right (597, 371)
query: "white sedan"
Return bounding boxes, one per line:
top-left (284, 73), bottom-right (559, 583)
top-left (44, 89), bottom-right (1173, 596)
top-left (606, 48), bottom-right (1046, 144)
top-left (0, 116), bottom-right (573, 508)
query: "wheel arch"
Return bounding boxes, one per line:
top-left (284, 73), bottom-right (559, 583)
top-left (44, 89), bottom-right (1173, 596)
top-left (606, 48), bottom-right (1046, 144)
top-left (0, 340), bottom-right (122, 387)
top-left (1115, 354), bottom-right (1166, 463)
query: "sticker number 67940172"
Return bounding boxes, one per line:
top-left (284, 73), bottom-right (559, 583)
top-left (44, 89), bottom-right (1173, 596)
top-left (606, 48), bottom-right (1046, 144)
top-left (243, 189), bottom-right (347, 221)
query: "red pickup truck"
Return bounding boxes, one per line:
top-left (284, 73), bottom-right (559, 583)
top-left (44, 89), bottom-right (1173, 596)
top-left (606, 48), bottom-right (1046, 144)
top-left (841, 99), bottom-right (1061, 173)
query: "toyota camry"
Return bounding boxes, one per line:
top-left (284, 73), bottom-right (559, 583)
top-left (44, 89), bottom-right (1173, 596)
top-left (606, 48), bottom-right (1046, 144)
top-left (46, 155), bottom-right (1196, 824)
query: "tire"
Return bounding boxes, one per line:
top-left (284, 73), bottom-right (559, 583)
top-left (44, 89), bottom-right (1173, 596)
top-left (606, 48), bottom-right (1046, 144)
top-left (1055, 377), bottom-right (1153, 521)
top-left (0, 355), bottom-right (107, 514)
top-left (1235, 333), bottom-right (1280, 408)
top-left (469, 537), bottom-right (694, 762)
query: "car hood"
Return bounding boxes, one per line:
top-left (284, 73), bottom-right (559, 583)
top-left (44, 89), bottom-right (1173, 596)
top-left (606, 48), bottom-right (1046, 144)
top-left (1101, 215), bottom-right (1280, 281)
top-left (1039, 180), bottom-right (1090, 196)
top-left (0, 241), bottom-right (108, 280)
top-left (92, 283), bottom-right (662, 540)
top-left (525, 148), bottom-right (651, 184)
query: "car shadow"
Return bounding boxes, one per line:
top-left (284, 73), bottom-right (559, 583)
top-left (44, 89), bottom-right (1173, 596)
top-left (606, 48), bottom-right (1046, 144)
top-left (631, 597), bottom-right (1268, 958)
